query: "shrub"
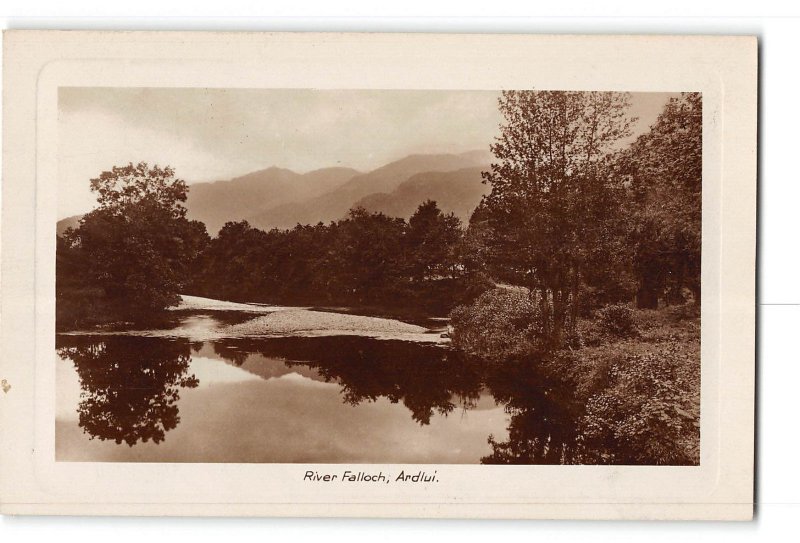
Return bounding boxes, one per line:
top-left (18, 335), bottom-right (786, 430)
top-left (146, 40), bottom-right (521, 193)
top-left (574, 342), bottom-right (700, 465)
top-left (596, 303), bottom-right (636, 337)
top-left (449, 287), bottom-right (545, 361)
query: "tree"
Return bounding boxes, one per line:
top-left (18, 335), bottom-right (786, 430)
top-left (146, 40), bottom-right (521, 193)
top-left (405, 200), bottom-right (462, 282)
top-left (192, 220), bottom-right (268, 302)
top-left (481, 91), bottom-right (635, 346)
top-left (326, 207), bottom-right (406, 303)
top-left (620, 93), bottom-right (702, 308)
top-left (456, 202), bottom-right (493, 278)
top-left (60, 163), bottom-right (209, 321)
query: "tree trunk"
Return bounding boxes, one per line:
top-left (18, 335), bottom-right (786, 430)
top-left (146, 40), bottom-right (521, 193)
top-left (568, 269), bottom-right (580, 337)
top-left (550, 287), bottom-right (569, 348)
top-left (636, 272), bottom-right (660, 309)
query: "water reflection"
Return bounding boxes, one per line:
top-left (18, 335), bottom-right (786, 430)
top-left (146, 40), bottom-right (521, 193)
top-left (210, 336), bottom-right (484, 424)
top-left (481, 359), bottom-right (581, 464)
top-left (56, 334), bottom-right (582, 463)
top-left (57, 336), bottom-right (198, 446)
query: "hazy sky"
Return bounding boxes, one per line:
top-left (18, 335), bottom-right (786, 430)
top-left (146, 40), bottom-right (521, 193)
top-left (58, 88), bottom-right (675, 219)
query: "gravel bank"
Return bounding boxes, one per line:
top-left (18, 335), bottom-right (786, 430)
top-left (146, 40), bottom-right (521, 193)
top-left (170, 294), bottom-right (300, 313)
top-left (65, 295), bottom-right (447, 344)
top-left (223, 309), bottom-right (447, 343)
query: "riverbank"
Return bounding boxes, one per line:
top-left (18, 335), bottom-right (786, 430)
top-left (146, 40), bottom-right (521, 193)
top-left (223, 309), bottom-right (445, 343)
top-left (548, 304), bottom-right (701, 465)
top-left (447, 286), bottom-right (701, 465)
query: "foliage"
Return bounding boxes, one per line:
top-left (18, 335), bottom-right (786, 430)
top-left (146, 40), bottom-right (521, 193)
top-left (405, 200), bottom-right (462, 282)
top-left (449, 287), bottom-right (545, 361)
top-left (326, 207), bottom-right (408, 302)
top-left (468, 304), bottom-right (700, 465)
top-left (190, 201), bottom-right (479, 313)
top-left (575, 343), bottom-right (700, 465)
top-left (58, 163), bottom-right (209, 325)
top-left (480, 90), bottom-right (635, 346)
top-left (618, 93), bottom-right (702, 308)
top-left (595, 303), bottom-right (637, 338)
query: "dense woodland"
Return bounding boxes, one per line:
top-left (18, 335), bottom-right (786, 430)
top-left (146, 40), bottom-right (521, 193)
top-left (56, 91), bottom-right (702, 464)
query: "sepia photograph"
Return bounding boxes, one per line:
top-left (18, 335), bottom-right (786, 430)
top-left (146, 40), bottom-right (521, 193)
top-left (54, 87), bottom-right (702, 465)
top-left (1, 30), bottom-right (756, 519)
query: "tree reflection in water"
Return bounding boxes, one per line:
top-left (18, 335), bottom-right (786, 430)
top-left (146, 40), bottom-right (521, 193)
top-left (57, 333), bottom-right (584, 463)
top-left (480, 359), bottom-right (582, 464)
top-left (208, 336), bottom-right (583, 463)
top-left (211, 336), bottom-right (484, 425)
top-left (57, 336), bottom-right (198, 446)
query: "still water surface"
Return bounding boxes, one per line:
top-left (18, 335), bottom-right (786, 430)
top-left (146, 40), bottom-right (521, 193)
top-left (56, 310), bottom-right (579, 464)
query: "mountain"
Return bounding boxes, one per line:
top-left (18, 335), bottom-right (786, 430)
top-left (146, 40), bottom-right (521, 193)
top-left (353, 167), bottom-right (488, 223)
top-left (55, 151), bottom-right (493, 236)
top-left (56, 214), bottom-right (83, 236)
top-left (185, 166), bottom-right (360, 235)
top-left (246, 151), bottom-right (491, 230)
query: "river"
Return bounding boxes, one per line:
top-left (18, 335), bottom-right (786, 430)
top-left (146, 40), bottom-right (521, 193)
top-left (55, 297), bottom-right (580, 464)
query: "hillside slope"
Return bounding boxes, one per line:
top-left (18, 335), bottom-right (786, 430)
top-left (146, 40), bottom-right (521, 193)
top-left (353, 167), bottom-right (488, 223)
top-left (185, 166), bottom-right (359, 234)
top-left (57, 214), bottom-right (83, 236)
top-left (246, 151), bottom-right (490, 229)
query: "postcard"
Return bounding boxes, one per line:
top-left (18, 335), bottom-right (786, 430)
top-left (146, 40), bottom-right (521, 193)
top-left (0, 31), bottom-right (756, 519)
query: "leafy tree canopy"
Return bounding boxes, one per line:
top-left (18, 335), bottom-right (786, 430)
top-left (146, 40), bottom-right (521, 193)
top-left (61, 162), bottom-right (208, 320)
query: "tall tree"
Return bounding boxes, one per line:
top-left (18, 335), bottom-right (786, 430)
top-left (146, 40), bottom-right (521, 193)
top-left (61, 163), bottom-right (209, 320)
top-left (481, 91), bottom-right (634, 345)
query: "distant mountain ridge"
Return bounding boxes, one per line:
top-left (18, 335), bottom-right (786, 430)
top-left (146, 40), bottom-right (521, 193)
top-left (56, 214), bottom-right (83, 236)
top-left (352, 167), bottom-right (489, 223)
top-left (245, 151), bottom-right (491, 229)
top-left (56, 150), bottom-right (493, 235)
top-left (186, 166), bottom-right (360, 234)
